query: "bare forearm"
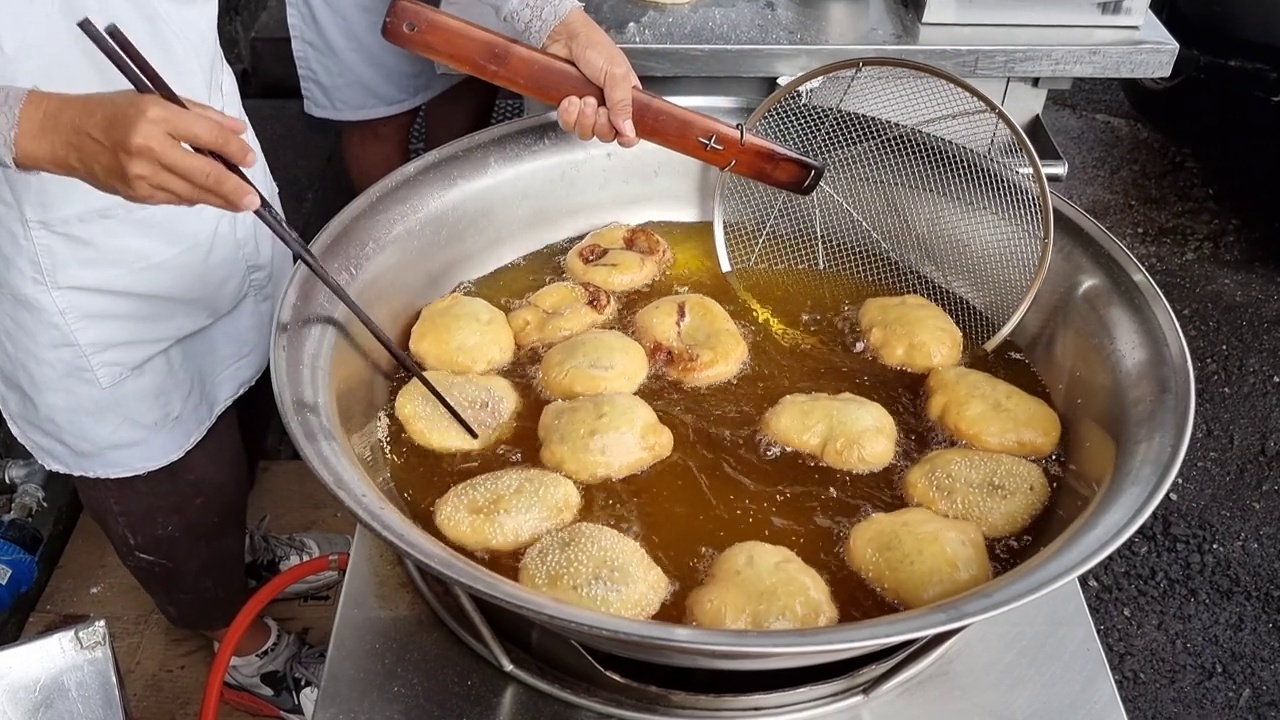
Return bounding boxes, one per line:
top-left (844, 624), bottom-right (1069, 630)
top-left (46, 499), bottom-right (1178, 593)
top-left (1, 89), bottom-right (259, 211)
top-left (6, 90), bottom-right (85, 176)
top-left (0, 85), bottom-right (30, 169)
top-left (0, 87), bottom-right (79, 178)
top-left (478, 0), bottom-right (584, 47)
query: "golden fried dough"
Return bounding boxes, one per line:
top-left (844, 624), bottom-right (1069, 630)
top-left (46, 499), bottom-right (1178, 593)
top-left (633, 294), bottom-right (749, 387)
top-left (538, 394), bottom-right (674, 483)
top-left (538, 329), bottom-right (649, 400)
top-left (761, 392), bottom-right (897, 473)
top-left (394, 371), bottom-right (520, 453)
top-left (924, 366), bottom-right (1062, 458)
top-left (686, 541), bottom-right (838, 630)
top-left (518, 522), bottom-right (670, 619)
top-left (857, 295), bottom-right (963, 373)
top-left (433, 467), bottom-right (582, 552)
top-left (845, 507), bottom-right (992, 610)
top-left (902, 449), bottom-right (1050, 538)
top-left (408, 293), bottom-right (515, 374)
top-left (564, 224), bottom-right (673, 293)
top-left (507, 281), bottom-right (616, 349)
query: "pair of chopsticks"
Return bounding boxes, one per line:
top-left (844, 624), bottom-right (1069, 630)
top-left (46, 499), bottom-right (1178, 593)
top-left (75, 19), bottom-right (479, 439)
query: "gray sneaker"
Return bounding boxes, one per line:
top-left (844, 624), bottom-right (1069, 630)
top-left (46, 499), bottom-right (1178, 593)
top-left (245, 517), bottom-right (351, 601)
top-left (222, 617), bottom-right (324, 719)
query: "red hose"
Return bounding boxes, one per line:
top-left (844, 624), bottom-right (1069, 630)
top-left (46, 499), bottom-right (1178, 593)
top-left (200, 552), bottom-right (351, 720)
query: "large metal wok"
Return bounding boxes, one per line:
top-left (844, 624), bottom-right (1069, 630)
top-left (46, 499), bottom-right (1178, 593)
top-left (271, 96), bottom-right (1194, 671)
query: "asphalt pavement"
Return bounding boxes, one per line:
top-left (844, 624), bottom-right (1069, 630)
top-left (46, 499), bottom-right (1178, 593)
top-left (245, 78), bottom-right (1280, 720)
top-left (1047, 80), bottom-right (1280, 720)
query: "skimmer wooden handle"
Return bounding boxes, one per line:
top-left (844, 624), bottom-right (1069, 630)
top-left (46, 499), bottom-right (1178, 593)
top-left (381, 0), bottom-right (825, 196)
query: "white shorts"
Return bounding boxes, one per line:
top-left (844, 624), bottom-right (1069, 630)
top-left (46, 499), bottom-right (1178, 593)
top-left (284, 0), bottom-right (515, 122)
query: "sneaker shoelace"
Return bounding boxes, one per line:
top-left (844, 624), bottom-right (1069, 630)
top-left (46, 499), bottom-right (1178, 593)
top-left (287, 644), bottom-right (327, 691)
top-left (247, 516), bottom-right (311, 567)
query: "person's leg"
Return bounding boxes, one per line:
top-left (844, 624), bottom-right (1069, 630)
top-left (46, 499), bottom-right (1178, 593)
top-left (73, 409), bottom-right (258, 645)
top-left (338, 77), bottom-right (499, 194)
top-left (285, 0), bottom-right (501, 194)
top-left (234, 370), bottom-right (275, 487)
top-left (72, 409), bottom-right (338, 719)
top-left (337, 108), bottom-right (418, 195)
top-left (420, 77), bottom-right (501, 153)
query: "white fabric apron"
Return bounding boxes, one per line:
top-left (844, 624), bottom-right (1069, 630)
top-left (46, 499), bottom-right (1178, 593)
top-left (286, 0), bottom-right (518, 122)
top-left (0, 0), bottom-right (294, 477)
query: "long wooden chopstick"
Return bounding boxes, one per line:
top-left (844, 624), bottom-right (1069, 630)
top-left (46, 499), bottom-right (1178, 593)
top-left (75, 18), bottom-right (479, 439)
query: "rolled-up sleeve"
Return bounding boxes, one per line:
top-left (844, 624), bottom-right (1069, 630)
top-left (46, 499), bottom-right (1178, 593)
top-left (0, 86), bottom-right (31, 169)
top-left (476, 0), bottom-right (584, 48)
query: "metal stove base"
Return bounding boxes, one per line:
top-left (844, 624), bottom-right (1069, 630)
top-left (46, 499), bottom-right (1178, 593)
top-left (314, 528), bottom-right (1127, 720)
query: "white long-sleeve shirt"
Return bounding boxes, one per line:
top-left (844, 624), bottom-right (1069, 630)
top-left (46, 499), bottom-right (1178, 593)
top-left (0, 0), bottom-right (578, 478)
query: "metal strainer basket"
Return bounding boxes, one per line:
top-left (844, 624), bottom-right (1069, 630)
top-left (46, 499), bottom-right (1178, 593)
top-left (714, 58), bottom-right (1053, 351)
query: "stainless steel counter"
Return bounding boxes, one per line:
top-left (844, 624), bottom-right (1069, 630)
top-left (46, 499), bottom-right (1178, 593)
top-left (315, 528), bottom-right (1128, 720)
top-left (437, 0), bottom-right (1178, 153)
top-left (0, 619), bottom-right (128, 720)
top-left (581, 0), bottom-right (1177, 79)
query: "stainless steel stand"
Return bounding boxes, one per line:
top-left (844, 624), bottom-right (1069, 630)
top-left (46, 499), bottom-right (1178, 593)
top-left (315, 528), bottom-right (1128, 720)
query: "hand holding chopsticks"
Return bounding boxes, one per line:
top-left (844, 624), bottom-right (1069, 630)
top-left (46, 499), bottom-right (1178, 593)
top-left (75, 18), bottom-right (480, 439)
top-left (14, 86), bottom-right (260, 212)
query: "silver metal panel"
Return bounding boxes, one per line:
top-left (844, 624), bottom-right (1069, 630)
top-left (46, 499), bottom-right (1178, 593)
top-left (443, 0), bottom-right (1179, 79)
top-left (314, 529), bottom-right (1126, 720)
top-left (917, 0), bottom-right (1152, 28)
top-left (0, 619), bottom-right (129, 720)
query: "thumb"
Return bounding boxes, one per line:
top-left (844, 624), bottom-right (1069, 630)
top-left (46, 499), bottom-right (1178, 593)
top-left (182, 97), bottom-right (248, 134)
top-left (602, 66), bottom-right (636, 140)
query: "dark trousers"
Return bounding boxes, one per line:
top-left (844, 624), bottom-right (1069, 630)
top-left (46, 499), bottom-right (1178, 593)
top-left (73, 408), bottom-right (253, 633)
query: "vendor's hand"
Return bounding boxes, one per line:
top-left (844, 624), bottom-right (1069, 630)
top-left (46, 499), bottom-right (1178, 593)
top-left (543, 8), bottom-right (641, 148)
top-left (14, 90), bottom-right (261, 213)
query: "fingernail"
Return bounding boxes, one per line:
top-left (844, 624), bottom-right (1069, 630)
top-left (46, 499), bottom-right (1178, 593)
top-left (245, 150), bottom-right (257, 167)
top-left (241, 194), bottom-right (260, 212)
top-left (623, 119), bottom-right (636, 137)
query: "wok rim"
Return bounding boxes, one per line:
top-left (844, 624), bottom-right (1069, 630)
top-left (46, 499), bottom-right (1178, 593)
top-left (270, 104), bottom-right (1195, 658)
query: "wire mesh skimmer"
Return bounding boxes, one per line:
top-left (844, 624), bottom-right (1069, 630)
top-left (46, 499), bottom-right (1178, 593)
top-left (714, 58), bottom-right (1054, 351)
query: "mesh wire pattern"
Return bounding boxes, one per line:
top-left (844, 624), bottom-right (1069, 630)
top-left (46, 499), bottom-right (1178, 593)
top-left (409, 98), bottom-right (525, 158)
top-left (715, 59), bottom-right (1053, 349)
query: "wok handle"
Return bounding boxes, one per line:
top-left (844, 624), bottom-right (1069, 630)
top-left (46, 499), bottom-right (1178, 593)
top-left (381, 0), bottom-right (825, 196)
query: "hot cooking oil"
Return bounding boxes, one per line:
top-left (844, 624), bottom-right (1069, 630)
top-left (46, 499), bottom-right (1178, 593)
top-left (382, 221), bottom-right (1062, 624)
